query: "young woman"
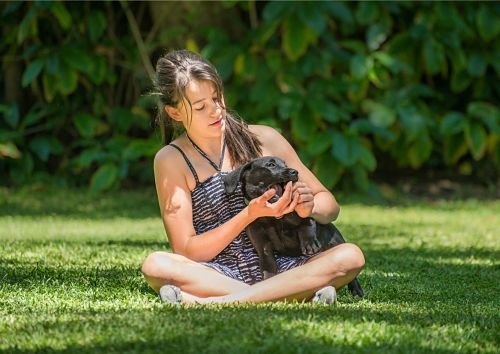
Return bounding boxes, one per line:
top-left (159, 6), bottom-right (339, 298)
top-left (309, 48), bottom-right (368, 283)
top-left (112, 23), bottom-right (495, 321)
top-left (141, 49), bottom-right (364, 305)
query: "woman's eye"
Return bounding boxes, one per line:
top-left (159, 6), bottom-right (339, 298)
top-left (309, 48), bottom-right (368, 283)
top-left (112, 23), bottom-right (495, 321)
top-left (195, 105), bottom-right (205, 111)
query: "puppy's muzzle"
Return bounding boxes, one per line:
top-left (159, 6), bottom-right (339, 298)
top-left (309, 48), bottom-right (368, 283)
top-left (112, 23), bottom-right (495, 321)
top-left (268, 168), bottom-right (298, 203)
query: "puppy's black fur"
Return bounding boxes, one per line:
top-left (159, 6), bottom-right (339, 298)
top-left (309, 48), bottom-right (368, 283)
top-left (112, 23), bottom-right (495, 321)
top-left (223, 156), bottom-right (364, 297)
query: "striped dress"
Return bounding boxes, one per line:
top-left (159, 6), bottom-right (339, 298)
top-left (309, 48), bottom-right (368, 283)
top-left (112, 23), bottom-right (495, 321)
top-left (169, 142), bottom-right (310, 285)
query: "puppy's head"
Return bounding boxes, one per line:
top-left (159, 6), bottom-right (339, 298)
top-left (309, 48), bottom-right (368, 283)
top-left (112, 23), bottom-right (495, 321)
top-left (223, 156), bottom-right (298, 203)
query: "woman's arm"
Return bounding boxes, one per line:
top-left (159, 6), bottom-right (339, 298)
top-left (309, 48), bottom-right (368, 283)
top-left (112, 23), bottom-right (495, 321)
top-left (251, 125), bottom-right (340, 224)
top-left (154, 146), bottom-right (299, 262)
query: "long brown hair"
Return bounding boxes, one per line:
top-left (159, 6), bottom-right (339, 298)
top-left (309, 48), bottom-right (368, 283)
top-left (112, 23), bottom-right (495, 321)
top-left (153, 49), bottom-right (262, 166)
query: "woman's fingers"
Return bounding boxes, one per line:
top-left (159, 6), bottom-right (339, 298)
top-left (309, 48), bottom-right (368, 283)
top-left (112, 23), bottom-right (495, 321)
top-left (293, 182), bottom-right (313, 203)
top-left (259, 188), bottom-right (276, 204)
top-left (268, 182), bottom-right (297, 218)
top-left (280, 189), bottom-right (299, 215)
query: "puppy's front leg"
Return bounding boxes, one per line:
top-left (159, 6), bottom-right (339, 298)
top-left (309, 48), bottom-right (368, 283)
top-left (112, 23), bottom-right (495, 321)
top-left (297, 218), bottom-right (322, 255)
top-left (261, 241), bottom-right (278, 279)
top-left (246, 223), bottom-right (278, 279)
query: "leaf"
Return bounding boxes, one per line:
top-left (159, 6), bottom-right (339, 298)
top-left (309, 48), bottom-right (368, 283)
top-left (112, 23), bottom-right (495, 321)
top-left (373, 51), bottom-right (413, 75)
top-left (355, 2), bottom-right (379, 26)
top-left (423, 38), bottom-right (446, 75)
top-left (464, 120), bottom-right (487, 160)
top-left (368, 64), bottom-right (391, 88)
top-left (440, 112), bottom-right (466, 136)
top-left (74, 148), bottom-right (103, 168)
top-left (45, 55), bottom-right (61, 75)
top-left (397, 105), bottom-right (427, 142)
top-left (477, 4), bottom-right (500, 42)
top-left (352, 165), bottom-right (370, 191)
top-left (123, 139), bottom-right (158, 160)
top-left (61, 46), bottom-right (94, 74)
top-left (90, 56), bottom-right (107, 85)
top-left (57, 63), bottom-right (78, 95)
top-left (358, 144), bottom-right (377, 172)
top-left (0, 142), bottom-right (22, 159)
top-left (48, 137), bottom-right (63, 155)
top-left (467, 102), bottom-right (500, 133)
top-left (291, 110), bottom-right (315, 142)
top-left (366, 23), bottom-right (389, 51)
top-left (362, 100), bottom-right (396, 127)
top-left (331, 133), bottom-right (361, 167)
top-left (407, 132), bottom-right (432, 168)
top-left (282, 16), bottom-right (312, 61)
top-left (388, 31), bottom-right (413, 55)
top-left (297, 3), bottom-right (326, 35)
top-left (22, 59), bottom-right (45, 87)
top-left (42, 74), bottom-right (58, 102)
top-left (467, 52), bottom-right (487, 77)
top-left (23, 104), bottom-right (54, 127)
top-left (90, 163), bottom-right (118, 193)
top-left (350, 55), bottom-right (371, 79)
top-left (2, 104), bottom-right (19, 128)
top-left (29, 137), bottom-right (51, 161)
top-left (262, 2), bottom-right (291, 22)
top-left (306, 131), bottom-right (333, 156)
top-left (443, 133), bottom-right (468, 164)
top-left (50, 2), bottom-right (72, 30)
top-left (74, 112), bottom-right (100, 138)
top-left (307, 98), bottom-right (343, 123)
top-left (88, 10), bottom-right (107, 42)
top-left (451, 70), bottom-right (472, 93)
top-left (313, 155), bottom-right (343, 189)
top-left (17, 7), bottom-right (36, 44)
top-left (277, 96), bottom-right (293, 120)
top-left (324, 2), bottom-right (353, 25)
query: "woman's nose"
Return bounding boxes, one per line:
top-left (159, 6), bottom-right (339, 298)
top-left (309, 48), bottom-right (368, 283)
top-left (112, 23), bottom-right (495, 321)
top-left (210, 101), bottom-right (222, 115)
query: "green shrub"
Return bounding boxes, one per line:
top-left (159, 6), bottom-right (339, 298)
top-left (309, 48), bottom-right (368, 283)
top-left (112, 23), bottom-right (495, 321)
top-left (1, 1), bottom-right (498, 192)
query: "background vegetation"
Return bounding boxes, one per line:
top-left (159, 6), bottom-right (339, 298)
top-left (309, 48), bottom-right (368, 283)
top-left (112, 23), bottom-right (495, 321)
top-left (1, 1), bottom-right (499, 193)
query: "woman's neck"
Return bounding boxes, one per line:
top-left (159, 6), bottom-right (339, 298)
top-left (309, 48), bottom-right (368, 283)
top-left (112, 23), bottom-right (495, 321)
top-left (185, 133), bottom-right (224, 161)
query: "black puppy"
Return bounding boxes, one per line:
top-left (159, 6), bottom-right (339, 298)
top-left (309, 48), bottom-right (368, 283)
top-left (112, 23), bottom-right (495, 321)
top-left (223, 156), bottom-right (364, 297)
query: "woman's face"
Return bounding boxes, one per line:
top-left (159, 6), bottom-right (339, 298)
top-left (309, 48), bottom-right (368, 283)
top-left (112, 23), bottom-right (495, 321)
top-left (167, 80), bottom-right (226, 139)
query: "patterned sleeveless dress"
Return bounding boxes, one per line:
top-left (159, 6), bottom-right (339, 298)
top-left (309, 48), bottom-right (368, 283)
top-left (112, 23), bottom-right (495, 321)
top-left (168, 139), bottom-right (310, 285)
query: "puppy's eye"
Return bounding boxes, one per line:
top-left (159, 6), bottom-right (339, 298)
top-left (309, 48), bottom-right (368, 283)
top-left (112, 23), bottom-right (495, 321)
top-left (266, 162), bottom-right (276, 168)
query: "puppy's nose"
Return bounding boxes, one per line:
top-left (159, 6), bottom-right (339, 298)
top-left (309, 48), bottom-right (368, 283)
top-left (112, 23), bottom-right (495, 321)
top-left (289, 169), bottom-right (298, 177)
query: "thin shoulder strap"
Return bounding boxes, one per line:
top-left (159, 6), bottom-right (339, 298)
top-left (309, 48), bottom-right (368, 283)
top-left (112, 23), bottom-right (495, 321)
top-left (168, 143), bottom-right (200, 185)
top-left (186, 133), bottom-right (226, 172)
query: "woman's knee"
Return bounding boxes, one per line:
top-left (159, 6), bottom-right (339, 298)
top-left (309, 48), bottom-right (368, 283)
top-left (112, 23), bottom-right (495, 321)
top-left (141, 251), bottom-right (182, 279)
top-left (343, 243), bottom-right (365, 270)
top-left (326, 243), bottom-right (365, 273)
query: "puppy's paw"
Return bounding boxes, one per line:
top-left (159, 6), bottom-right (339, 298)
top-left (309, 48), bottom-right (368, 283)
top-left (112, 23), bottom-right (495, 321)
top-left (301, 237), bottom-right (322, 255)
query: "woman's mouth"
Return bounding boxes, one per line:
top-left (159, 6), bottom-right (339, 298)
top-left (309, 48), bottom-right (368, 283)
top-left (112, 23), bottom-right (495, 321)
top-left (210, 118), bottom-right (223, 126)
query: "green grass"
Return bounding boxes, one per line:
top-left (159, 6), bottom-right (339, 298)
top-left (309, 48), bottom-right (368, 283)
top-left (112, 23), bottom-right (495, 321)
top-left (1, 185), bottom-right (499, 353)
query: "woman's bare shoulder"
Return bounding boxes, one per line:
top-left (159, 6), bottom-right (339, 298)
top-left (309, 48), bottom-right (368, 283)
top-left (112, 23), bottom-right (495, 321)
top-left (154, 142), bottom-right (187, 181)
top-left (249, 124), bottom-right (287, 145)
top-left (249, 124), bottom-right (291, 156)
top-left (154, 144), bottom-right (177, 166)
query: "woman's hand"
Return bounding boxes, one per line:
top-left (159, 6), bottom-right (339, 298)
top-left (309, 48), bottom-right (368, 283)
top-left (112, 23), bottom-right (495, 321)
top-left (247, 181), bottom-right (299, 221)
top-left (292, 181), bottom-right (314, 218)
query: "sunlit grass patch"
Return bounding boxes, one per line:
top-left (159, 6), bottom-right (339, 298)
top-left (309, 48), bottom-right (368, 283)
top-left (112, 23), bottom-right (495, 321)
top-left (1, 186), bottom-right (498, 353)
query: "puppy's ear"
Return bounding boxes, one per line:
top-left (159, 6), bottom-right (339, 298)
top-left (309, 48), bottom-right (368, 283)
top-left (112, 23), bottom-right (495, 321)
top-left (223, 162), bottom-right (251, 194)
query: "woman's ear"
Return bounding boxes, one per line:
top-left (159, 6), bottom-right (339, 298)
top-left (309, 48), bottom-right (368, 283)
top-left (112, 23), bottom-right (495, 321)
top-left (165, 106), bottom-right (183, 122)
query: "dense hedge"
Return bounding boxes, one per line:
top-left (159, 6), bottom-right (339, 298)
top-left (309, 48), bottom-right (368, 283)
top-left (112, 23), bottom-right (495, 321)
top-left (1, 1), bottom-right (499, 192)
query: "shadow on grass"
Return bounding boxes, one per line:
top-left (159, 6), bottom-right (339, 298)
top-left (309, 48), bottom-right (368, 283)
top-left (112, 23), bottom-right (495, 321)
top-left (3, 244), bottom-right (498, 310)
top-left (2, 243), bottom-right (498, 353)
top-left (2, 185), bottom-right (499, 221)
top-left (2, 303), bottom-right (496, 354)
top-left (0, 186), bottom-right (159, 219)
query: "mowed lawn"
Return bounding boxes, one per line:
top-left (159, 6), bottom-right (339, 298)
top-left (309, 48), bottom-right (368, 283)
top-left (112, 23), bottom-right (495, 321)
top-left (0, 185), bottom-right (498, 353)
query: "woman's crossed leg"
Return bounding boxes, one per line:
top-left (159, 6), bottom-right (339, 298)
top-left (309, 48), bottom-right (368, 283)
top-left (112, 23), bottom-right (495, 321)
top-left (141, 242), bottom-right (364, 305)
